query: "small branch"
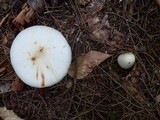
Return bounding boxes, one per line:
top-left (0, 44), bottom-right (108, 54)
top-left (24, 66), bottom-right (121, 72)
top-left (0, 13), bottom-right (9, 28)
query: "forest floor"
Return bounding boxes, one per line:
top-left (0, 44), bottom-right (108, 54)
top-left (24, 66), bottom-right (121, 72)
top-left (0, 0), bottom-right (160, 120)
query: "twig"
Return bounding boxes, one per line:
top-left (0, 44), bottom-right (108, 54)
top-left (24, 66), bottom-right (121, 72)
top-left (0, 13), bottom-right (9, 28)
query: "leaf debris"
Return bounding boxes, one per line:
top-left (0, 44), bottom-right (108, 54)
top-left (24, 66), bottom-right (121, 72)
top-left (68, 50), bottom-right (111, 79)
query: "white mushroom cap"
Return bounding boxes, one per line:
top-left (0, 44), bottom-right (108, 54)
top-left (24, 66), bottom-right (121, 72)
top-left (10, 25), bottom-right (72, 88)
top-left (117, 52), bottom-right (135, 69)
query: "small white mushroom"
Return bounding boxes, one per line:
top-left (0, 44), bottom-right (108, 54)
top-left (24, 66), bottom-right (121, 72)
top-left (117, 52), bottom-right (135, 69)
top-left (10, 25), bottom-right (72, 88)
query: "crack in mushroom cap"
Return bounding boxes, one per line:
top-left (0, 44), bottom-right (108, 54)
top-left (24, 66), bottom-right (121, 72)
top-left (10, 25), bottom-right (72, 88)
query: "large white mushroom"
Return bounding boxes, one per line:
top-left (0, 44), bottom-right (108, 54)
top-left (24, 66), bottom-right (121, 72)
top-left (10, 25), bottom-right (72, 88)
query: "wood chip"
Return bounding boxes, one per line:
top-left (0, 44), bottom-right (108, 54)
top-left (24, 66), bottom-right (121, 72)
top-left (12, 3), bottom-right (35, 31)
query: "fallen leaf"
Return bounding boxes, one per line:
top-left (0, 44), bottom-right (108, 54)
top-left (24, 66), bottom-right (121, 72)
top-left (0, 107), bottom-right (24, 120)
top-left (68, 51), bottom-right (111, 79)
top-left (122, 65), bottom-right (148, 104)
top-left (87, 16), bottom-right (100, 27)
top-left (86, 0), bottom-right (105, 15)
top-left (90, 14), bottom-right (124, 43)
top-left (83, 12), bottom-right (125, 53)
top-left (92, 29), bottom-right (110, 42)
top-left (11, 77), bottom-right (24, 92)
top-left (83, 0), bottom-right (105, 26)
top-left (122, 79), bottom-right (147, 104)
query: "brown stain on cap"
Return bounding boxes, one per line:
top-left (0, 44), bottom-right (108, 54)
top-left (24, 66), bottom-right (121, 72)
top-left (46, 65), bottom-right (49, 69)
top-left (39, 47), bottom-right (44, 52)
top-left (36, 68), bottom-right (39, 80)
top-left (41, 72), bottom-right (45, 87)
top-left (33, 41), bottom-right (38, 45)
top-left (28, 45), bottom-right (48, 87)
top-left (30, 46), bottom-right (45, 65)
top-left (31, 57), bottom-right (36, 65)
top-left (31, 57), bottom-right (36, 61)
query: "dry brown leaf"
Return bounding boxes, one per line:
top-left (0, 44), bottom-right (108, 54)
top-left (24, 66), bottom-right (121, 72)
top-left (122, 79), bottom-right (147, 103)
top-left (85, 13), bottom-right (125, 53)
top-left (80, 1), bottom-right (126, 52)
top-left (90, 14), bottom-right (124, 43)
top-left (83, 0), bottom-right (105, 26)
top-left (11, 77), bottom-right (24, 92)
top-left (86, 0), bottom-right (105, 15)
top-left (121, 64), bottom-right (149, 104)
top-left (87, 16), bottom-right (100, 27)
top-left (0, 107), bottom-right (24, 120)
top-left (92, 29), bottom-right (110, 42)
top-left (68, 51), bottom-right (111, 79)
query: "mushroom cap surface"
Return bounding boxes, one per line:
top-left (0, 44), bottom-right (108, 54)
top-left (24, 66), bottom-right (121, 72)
top-left (10, 25), bottom-right (72, 88)
top-left (117, 52), bottom-right (135, 69)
